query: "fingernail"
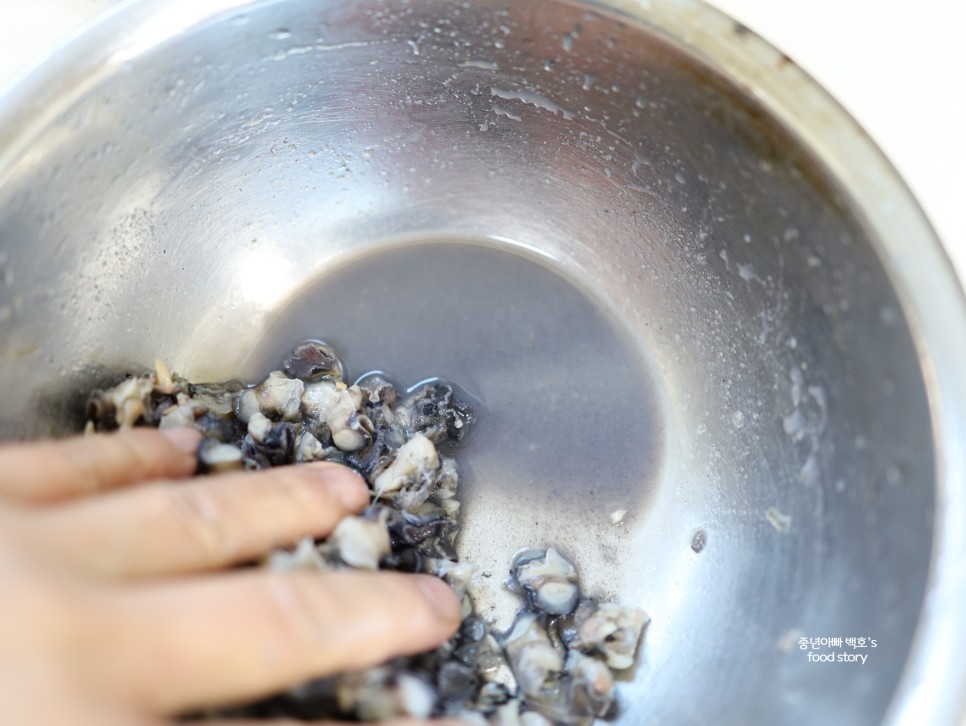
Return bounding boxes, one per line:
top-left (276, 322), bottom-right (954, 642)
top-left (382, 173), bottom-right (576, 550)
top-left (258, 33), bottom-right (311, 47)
top-left (415, 575), bottom-right (461, 623)
top-left (305, 462), bottom-right (369, 510)
top-left (160, 427), bottom-right (202, 454)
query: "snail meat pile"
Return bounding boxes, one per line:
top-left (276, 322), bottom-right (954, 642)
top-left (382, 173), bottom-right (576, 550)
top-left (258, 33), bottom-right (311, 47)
top-left (86, 342), bottom-right (650, 726)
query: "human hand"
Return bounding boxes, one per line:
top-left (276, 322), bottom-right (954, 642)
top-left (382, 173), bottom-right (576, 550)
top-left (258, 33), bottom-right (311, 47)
top-left (0, 427), bottom-right (463, 726)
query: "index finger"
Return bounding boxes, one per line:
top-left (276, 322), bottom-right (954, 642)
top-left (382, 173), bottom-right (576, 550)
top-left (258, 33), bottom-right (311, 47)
top-left (0, 428), bottom-right (200, 504)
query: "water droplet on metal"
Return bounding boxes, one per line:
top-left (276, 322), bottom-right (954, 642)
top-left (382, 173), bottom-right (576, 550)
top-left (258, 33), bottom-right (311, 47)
top-left (691, 529), bottom-right (707, 553)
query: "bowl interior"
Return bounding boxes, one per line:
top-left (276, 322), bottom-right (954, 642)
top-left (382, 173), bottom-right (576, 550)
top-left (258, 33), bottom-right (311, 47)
top-left (0, 1), bottom-right (935, 723)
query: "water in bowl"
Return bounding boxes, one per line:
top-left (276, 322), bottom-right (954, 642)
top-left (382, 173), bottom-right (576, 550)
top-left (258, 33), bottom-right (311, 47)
top-left (245, 238), bottom-right (664, 624)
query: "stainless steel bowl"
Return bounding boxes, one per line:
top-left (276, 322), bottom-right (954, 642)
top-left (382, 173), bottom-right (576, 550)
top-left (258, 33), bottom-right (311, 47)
top-left (1, 1), bottom-right (964, 724)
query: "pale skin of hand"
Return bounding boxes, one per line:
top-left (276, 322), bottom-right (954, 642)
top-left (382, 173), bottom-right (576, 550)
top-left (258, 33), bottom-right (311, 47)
top-left (0, 427), bottom-right (466, 726)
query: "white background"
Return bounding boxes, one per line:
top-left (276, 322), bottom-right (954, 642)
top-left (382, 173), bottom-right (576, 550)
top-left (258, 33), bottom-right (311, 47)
top-left (1, 0), bottom-right (964, 287)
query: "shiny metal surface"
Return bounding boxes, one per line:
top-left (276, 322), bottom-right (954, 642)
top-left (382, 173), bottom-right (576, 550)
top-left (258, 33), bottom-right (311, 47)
top-left (0, 1), bottom-right (964, 724)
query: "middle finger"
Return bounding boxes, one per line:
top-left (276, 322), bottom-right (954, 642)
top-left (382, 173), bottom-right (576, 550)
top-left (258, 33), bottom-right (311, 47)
top-left (18, 462), bottom-right (369, 578)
